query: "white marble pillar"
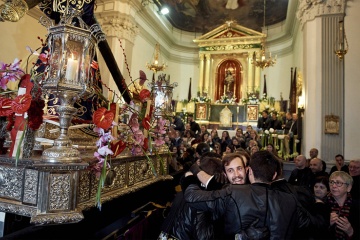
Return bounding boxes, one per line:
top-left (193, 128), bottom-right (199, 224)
top-left (246, 53), bottom-right (253, 94)
top-left (204, 53), bottom-right (211, 95)
top-left (198, 53), bottom-right (205, 94)
top-left (95, 4), bottom-right (139, 100)
top-left (297, 0), bottom-right (346, 160)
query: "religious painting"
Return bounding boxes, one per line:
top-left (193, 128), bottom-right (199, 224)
top-left (325, 115), bottom-right (339, 134)
top-left (195, 103), bottom-right (208, 120)
top-left (247, 105), bottom-right (258, 122)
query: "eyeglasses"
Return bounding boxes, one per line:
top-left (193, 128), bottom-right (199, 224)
top-left (329, 180), bottom-right (349, 187)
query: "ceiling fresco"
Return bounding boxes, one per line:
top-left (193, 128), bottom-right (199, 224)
top-left (156, 0), bottom-right (289, 33)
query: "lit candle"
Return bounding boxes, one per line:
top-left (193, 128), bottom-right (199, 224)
top-left (65, 54), bottom-right (78, 81)
top-left (339, 20), bottom-right (344, 43)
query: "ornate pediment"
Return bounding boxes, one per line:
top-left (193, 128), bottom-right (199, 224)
top-left (193, 21), bottom-right (265, 52)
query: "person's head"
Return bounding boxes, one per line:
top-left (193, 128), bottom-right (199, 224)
top-left (246, 125), bottom-right (253, 133)
top-left (292, 113), bottom-right (298, 121)
top-left (201, 133), bottom-right (209, 142)
top-left (309, 158), bottom-right (323, 173)
top-left (172, 145), bottom-right (178, 153)
top-left (185, 130), bottom-right (194, 138)
top-left (309, 148), bottom-right (319, 159)
top-left (266, 143), bottom-right (275, 153)
top-left (225, 144), bottom-right (235, 153)
top-left (349, 159), bottom-right (360, 177)
top-left (185, 147), bottom-right (195, 157)
top-left (222, 152), bottom-right (248, 184)
top-left (271, 112), bottom-right (278, 120)
top-left (250, 145), bottom-right (259, 155)
top-left (249, 150), bottom-right (278, 183)
top-left (250, 130), bottom-right (258, 140)
top-left (199, 152), bottom-right (223, 176)
top-left (232, 137), bottom-right (239, 146)
top-left (222, 131), bottom-right (230, 139)
top-left (294, 155), bottom-right (307, 169)
top-left (286, 112), bottom-right (292, 120)
top-left (185, 123), bottom-right (191, 130)
top-left (187, 114), bottom-right (194, 122)
top-left (235, 128), bottom-right (243, 137)
top-left (213, 142), bottom-right (221, 153)
top-left (200, 124), bottom-right (207, 133)
top-left (329, 171), bottom-right (353, 200)
top-left (313, 176), bottom-right (330, 200)
top-left (164, 135), bottom-right (170, 143)
top-left (175, 130), bottom-right (180, 138)
top-left (262, 110), bottom-right (269, 118)
top-left (195, 142), bottom-right (210, 158)
top-left (211, 129), bottom-right (218, 138)
top-left (335, 154), bottom-right (345, 167)
top-left (249, 140), bottom-right (258, 148)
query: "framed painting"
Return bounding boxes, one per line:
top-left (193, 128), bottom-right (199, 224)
top-left (325, 115), bottom-right (339, 134)
top-left (247, 104), bottom-right (259, 122)
top-left (195, 103), bottom-right (208, 120)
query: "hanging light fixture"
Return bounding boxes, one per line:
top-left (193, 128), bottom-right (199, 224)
top-left (334, 19), bottom-right (349, 60)
top-left (252, 0), bottom-right (276, 69)
top-left (146, 43), bottom-right (167, 73)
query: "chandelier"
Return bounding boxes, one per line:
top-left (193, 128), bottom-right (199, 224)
top-left (252, 0), bottom-right (276, 69)
top-left (146, 43), bottom-right (167, 73)
top-left (334, 20), bottom-right (349, 60)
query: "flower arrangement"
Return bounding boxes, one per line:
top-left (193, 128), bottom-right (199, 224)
top-left (191, 95), bottom-right (211, 103)
top-left (241, 93), bottom-right (259, 104)
top-left (215, 94), bottom-right (237, 104)
top-left (261, 128), bottom-right (276, 149)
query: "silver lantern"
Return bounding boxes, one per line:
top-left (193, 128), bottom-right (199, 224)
top-left (40, 10), bottom-right (96, 163)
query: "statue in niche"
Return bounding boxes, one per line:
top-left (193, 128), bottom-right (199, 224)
top-left (224, 70), bottom-right (234, 94)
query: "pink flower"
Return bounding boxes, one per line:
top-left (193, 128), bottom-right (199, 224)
top-left (129, 113), bottom-right (139, 131)
top-left (97, 145), bottom-right (114, 156)
top-left (133, 129), bottom-right (144, 145)
top-left (155, 137), bottom-right (165, 146)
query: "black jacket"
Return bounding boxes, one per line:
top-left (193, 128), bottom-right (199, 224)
top-left (184, 182), bottom-right (300, 239)
top-left (171, 176), bottom-right (224, 240)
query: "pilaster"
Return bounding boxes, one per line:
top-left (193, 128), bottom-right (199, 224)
top-left (94, 2), bottom-right (139, 99)
top-left (297, 0), bottom-right (346, 161)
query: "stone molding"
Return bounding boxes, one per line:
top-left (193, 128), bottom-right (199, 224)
top-left (297, 0), bottom-right (347, 28)
top-left (95, 12), bottom-right (139, 43)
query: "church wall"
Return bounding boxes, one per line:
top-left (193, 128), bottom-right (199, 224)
top-left (344, 0), bottom-right (360, 160)
top-left (0, 13), bottom-right (47, 75)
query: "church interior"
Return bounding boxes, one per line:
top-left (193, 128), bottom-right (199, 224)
top-left (0, 0), bottom-right (359, 238)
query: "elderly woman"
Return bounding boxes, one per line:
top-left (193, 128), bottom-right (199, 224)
top-left (327, 171), bottom-right (360, 240)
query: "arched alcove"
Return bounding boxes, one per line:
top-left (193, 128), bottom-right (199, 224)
top-left (215, 59), bottom-right (242, 102)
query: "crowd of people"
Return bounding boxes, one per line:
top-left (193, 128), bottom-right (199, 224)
top-left (159, 114), bottom-right (360, 240)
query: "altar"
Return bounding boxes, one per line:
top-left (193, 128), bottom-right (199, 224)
top-left (194, 103), bottom-right (258, 129)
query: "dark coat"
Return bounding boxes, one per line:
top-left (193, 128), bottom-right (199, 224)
top-left (184, 182), bottom-right (301, 239)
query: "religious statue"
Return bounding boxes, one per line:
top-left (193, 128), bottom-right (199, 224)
top-left (224, 70), bottom-right (234, 94)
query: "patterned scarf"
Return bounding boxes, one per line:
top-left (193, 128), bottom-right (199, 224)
top-left (327, 192), bottom-right (352, 240)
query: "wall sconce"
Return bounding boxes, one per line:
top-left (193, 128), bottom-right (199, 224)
top-left (298, 95), bottom-right (305, 112)
top-left (334, 20), bottom-right (349, 60)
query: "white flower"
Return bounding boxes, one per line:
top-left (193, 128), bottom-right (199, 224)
top-left (265, 105), bottom-right (270, 109)
top-left (265, 130), bottom-right (269, 134)
top-left (269, 128), bottom-right (274, 133)
top-left (277, 135), bottom-right (285, 140)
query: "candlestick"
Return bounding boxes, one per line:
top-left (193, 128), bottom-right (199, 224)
top-left (65, 56), bottom-right (78, 81)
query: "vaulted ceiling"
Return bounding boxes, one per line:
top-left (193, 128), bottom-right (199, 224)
top-left (155, 0), bottom-right (289, 33)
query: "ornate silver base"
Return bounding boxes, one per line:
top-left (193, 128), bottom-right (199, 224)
top-left (42, 145), bottom-right (81, 163)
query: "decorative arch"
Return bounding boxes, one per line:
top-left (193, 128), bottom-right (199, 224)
top-left (215, 59), bottom-right (242, 102)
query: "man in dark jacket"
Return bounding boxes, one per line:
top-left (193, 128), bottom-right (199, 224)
top-left (171, 115), bottom-right (185, 135)
top-left (257, 110), bottom-right (271, 130)
top-left (184, 151), bottom-right (300, 239)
